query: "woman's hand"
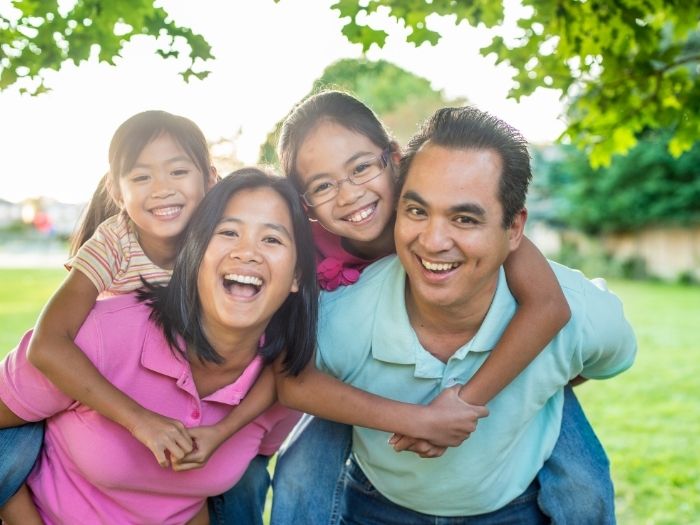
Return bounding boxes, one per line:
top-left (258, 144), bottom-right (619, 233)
top-left (129, 410), bottom-right (194, 467)
top-left (413, 385), bottom-right (489, 447)
top-left (170, 425), bottom-right (227, 472)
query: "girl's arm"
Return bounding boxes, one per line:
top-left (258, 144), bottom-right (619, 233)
top-left (172, 366), bottom-right (276, 471)
top-left (26, 269), bottom-right (194, 466)
top-left (275, 360), bottom-right (488, 447)
top-left (458, 236), bottom-right (571, 405)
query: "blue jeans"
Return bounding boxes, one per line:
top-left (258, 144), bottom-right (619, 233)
top-left (0, 422), bottom-right (44, 507)
top-left (269, 386), bottom-right (614, 525)
top-left (208, 454), bottom-right (271, 525)
top-left (340, 456), bottom-right (547, 524)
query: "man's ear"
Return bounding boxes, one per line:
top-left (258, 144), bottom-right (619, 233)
top-left (508, 208), bottom-right (527, 252)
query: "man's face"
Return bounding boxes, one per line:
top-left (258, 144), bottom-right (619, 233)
top-left (394, 143), bottom-right (525, 313)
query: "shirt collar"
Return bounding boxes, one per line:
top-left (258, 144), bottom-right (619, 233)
top-left (370, 259), bottom-right (517, 368)
top-left (140, 321), bottom-right (265, 406)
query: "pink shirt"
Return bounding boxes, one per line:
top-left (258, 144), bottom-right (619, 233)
top-left (312, 222), bottom-right (375, 291)
top-left (0, 294), bottom-right (299, 525)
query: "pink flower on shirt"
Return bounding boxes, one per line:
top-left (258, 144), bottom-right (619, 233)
top-left (317, 257), bottom-right (361, 291)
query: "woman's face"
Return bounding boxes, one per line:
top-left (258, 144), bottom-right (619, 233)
top-left (295, 121), bottom-right (398, 245)
top-left (197, 187), bottom-right (299, 341)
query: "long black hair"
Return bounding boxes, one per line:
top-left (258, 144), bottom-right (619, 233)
top-left (140, 167), bottom-right (318, 376)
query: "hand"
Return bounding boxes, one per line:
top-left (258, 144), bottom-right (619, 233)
top-left (388, 434), bottom-right (447, 458)
top-left (171, 425), bottom-right (227, 472)
top-left (414, 384), bottom-right (489, 447)
top-left (129, 410), bottom-right (194, 467)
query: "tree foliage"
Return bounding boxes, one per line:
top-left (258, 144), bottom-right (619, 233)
top-left (531, 132), bottom-right (700, 234)
top-left (333, 0), bottom-right (700, 166)
top-left (0, 0), bottom-right (212, 94)
top-left (258, 57), bottom-right (461, 165)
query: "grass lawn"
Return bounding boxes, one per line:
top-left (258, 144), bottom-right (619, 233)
top-left (0, 269), bottom-right (697, 523)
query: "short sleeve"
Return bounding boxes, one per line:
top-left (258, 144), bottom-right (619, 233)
top-left (256, 405), bottom-right (301, 455)
top-left (69, 217), bottom-right (125, 293)
top-left (0, 331), bottom-right (76, 420)
top-left (577, 279), bottom-right (637, 379)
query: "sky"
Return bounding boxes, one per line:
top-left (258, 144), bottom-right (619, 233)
top-left (0, 0), bottom-right (566, 203)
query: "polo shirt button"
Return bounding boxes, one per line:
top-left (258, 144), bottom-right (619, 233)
top-left (191, 409), bottom-right (200, 419)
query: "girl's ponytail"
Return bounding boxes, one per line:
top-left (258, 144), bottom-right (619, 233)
top-left (69, 173), bottom-right (120, 256)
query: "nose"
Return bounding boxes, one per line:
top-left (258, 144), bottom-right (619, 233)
top-left (151, 173), bottom-right (175, 199)
top-left (419, 217), bottom-right (453, 253)
top-left (334, 177), bottom-right (365, 206)
top-left (229, 236), bottom-right (263, 263)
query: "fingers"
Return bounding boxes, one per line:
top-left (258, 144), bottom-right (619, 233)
top-left (391, 435), bottom-right (418, 452)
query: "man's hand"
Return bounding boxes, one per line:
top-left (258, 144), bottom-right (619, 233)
top-left (171, 425), bottom-right (227, 472)
top-left (415, 384), bottom-right (489, 447)
top-left (129, 410), bottom-right (193, 467)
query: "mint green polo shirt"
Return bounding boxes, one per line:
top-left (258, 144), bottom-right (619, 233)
top-left (316, 255), bottom-right (636, 516)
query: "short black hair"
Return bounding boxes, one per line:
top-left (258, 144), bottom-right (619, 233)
top-left (399, 106), bottom-right (532, 227)
top-left (140, 167), bottom-right (318, 376)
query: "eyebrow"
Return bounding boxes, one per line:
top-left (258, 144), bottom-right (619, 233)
top-left (401, 190), bottom-right (486, 217)
top-left (218, 217), bottom-right (293, 240)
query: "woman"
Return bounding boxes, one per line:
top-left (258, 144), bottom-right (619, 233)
top-left (0, 168), bottom-right (318, 524)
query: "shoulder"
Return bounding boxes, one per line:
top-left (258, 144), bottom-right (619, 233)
top-left (77, 294), bottom-right (153, 345)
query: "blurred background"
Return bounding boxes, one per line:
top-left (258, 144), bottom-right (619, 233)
top-left (1, 1), bottom-right (698, 523)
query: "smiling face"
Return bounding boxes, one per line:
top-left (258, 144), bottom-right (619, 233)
top-left (196, 187), bottom-right (299, 343)
top-left (295, 120), bottom-right (397, 253)
top-left (115, 133), bottom-right (210, 254)
top-left (395, 143), bottom-right (525, 315)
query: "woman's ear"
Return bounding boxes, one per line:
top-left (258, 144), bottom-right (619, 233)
top-left (389, 141), bottom-right (402, 166)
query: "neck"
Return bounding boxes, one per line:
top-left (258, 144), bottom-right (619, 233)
top-left (343, 216), bottom-right (396, 261)
top-left (137, 232), bottom-right (179, 270)
top-left (188, 321), bottom-right (262, 397)
top-left (405, 277), bottom-right (497, 362)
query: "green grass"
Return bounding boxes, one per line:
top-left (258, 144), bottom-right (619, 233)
top-left (0, 270), bottom-right (697, 523)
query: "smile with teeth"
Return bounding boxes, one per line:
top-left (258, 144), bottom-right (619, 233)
top-left (151, 206), bottom-right (183, 218)
top-left (344, 203), bottom-right (376, 223)
top-left (420, 258), bottom-right (460, 272)
top-left (224, 273), bottom-right (263, 287)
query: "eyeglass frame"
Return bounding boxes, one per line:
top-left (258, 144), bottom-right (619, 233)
top-left (300, 148), bottom-right (392, 207)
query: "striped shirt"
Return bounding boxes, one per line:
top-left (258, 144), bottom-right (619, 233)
top-left (69, 212), bottom-right (172, 294)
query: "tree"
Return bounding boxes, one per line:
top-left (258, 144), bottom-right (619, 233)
top-left (333, 0), bottom-right (700, 166)
top-left (257, 57), bottom-right (463, 166)
top-left (0, 0), bottom-right (212, 94)
top-left (531, 132), bottom-right (700, 234)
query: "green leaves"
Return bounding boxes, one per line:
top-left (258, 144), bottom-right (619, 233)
top-left (0, 0), bottom-right (213, 94)
top-left (334, 0), bottom-right (700, 166)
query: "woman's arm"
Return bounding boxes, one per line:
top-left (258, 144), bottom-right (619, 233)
top-left (26, 269), bottom-right (193, 466)
top-left (458, 236), bottom-right (571, 405)
top-left (275, 360), bottom-right (487, 447)
top-left (172, 366), bottom-right (277, 471)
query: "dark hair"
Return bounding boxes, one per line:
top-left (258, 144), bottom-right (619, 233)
top-left (399, 106), bottom-right (532, 228)
top-left (140, 168), bottom-right (318, 376)
top-left (69, 173), bottom-right (119, 256)
top-left (278, 90), bottom-right (394, 192)
top-left (70, 110), bottom-right (212, 253)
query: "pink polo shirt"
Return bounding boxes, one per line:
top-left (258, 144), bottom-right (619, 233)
top-left (0, 294), bottom-right (299, 525)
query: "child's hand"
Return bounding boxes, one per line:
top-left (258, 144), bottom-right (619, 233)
top-left (171, 425), bottom-right (227, 472)
top-left (388, 434), bottom-right (447, 458)
top-left (418, 384), bottom-right (489, 447)
top-left (129, 411), bottom-right (194, 467)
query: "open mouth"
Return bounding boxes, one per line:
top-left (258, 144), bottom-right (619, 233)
top-left (150, 205), bottom-right (183, 219)
top-left (343, 202), bottom-right (377, 224)
top-left (223, 273), bottom-right (263, 298)
top-left (419, 257), bottom-right (461, 273)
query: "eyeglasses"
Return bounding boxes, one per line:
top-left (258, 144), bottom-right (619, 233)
top-left (301, 149), bottom-right (391, 207)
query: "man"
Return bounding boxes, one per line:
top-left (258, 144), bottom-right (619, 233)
top-left (315, 107), bottom-right (636, 523)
